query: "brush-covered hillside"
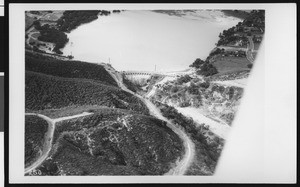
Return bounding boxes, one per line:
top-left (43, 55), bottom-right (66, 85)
top-left (25, 52), bottom-right (185, 175)
top-left (25, 115), bottom-right (48, 168)
top-left (35, 108), bottom-right (183, 175)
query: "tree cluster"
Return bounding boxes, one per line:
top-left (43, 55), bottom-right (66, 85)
top-left (34, 21), bottom-right (69, 54)
top-left (56, 10), bottom-right (101, 32)
top-left (189, 58), bottom-right (205, 69)
top-left (196, 63), bottom-right (218, 77)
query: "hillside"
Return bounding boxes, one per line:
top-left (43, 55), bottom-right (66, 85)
top-left (25, 52), bottom-right (189, 176)
top-left (150, 76), bottom-right (243, 126)
top-left (25, 115), bottom-right (48, 168)
top-left (31, 108), bottom-right (184, 175)
top-left (26, 71), bottom-right (148, 115)
top-left (25, 10), bottom-right (121, 54)
top-left (127, 10), bottom-right (265, 175)
top-left (24, 9), bottom-right (265, 176)
top-left (26, 52), bottom-right (118, 87)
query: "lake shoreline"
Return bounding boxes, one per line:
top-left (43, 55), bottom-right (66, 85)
top-left (62, 10), bottom-right (241, 72)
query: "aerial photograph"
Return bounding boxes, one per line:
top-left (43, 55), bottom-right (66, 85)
top-left (24, 9), bottom-right (265, 176)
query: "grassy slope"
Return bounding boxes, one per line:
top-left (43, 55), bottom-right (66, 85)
top-left (212, 56), bottom-right (250, 74)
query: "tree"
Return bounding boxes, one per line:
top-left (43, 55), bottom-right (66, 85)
top-left (199, 81), bottom-right (210, 89)
top-left (196, 63), bottom-right (218, 77)
top-left (177, 75), bottom-right (192, 84)
top-left (33, 20), bottom-right (42, 30)
top-left (190, 58), bottom-right (205, 69)
top-left (187, 82), bottom-right (199, 95)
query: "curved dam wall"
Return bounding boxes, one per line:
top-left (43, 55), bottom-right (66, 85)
top-left (124, 74), bottom-right (151, 86)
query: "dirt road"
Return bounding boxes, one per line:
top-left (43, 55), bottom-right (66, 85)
top-left (103, 64), bottom-right (195, 175)
top-left (24, 112), bottom-right (93, 174)
top-left (246, 36), bottom-right (255, 63)
top-left (24, 113), bottom-right (55, 174)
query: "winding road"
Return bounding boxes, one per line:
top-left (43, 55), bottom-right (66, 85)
top-left (24, 112), bottom-right (93, 174)
top-left (24, 113), bottom-right (55, 174)
top-left (246, 36), bottom-right (255, 63)
top-left (103, 64), bottom-right (195, 175)
top-left (25, 64), bottom-right (195, 175)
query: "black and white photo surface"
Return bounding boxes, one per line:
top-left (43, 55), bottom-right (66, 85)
top-left (8, 3), bottom-right (296, 184)
top-left (23, 8), bottom-right (265, 176)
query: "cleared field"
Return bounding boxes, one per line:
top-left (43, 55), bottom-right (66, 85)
top-left (212, 56), bottom-right (250, 74)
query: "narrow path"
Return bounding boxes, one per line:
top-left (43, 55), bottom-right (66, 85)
top-left (103, 64), bottom-right (195, 175)
top-left (52, 112), bottom-right (93, 123)
top-left (24, 112), bottom-right (93, 174)
top-left (246, 36), bottom-right (255, 63)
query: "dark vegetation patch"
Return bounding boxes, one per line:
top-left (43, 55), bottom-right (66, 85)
top-left (30, 10), bottom-right (106, 54)
top-left (189, 58), bottom-right (218, 77)
top-left (25, 71), bottom-right (149, 115)
top-left (56, 10), bottom-right (102, 32)
top-left (150, 100), bottom-right (224, 175)
top-left (32, 110), bottom-right (184, 175)
top-left (217, 10), bottom-right (264, 47)
top-left (33, 21), bottom-right (69, 54)
top-left (25, 52), bottom-right (117, 87)
top-left (25, 115), bottom-right (48, 168)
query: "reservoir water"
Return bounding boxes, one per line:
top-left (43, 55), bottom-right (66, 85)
top-left (62, 10), bottom-right (240, 72)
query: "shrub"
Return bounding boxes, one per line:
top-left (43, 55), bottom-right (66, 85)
top-left (177, 75), bottom-right (192, 84)
top-left (199, 81), bottom-right (210, 89)
top-left (190, 58), bottom-right (205, 69)
top-left (247, 63), bottom-right (253, 69)
top-left (170, 85), bottom-right (179, 93)
top-left (196, 63), bottom-right (218, 77)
